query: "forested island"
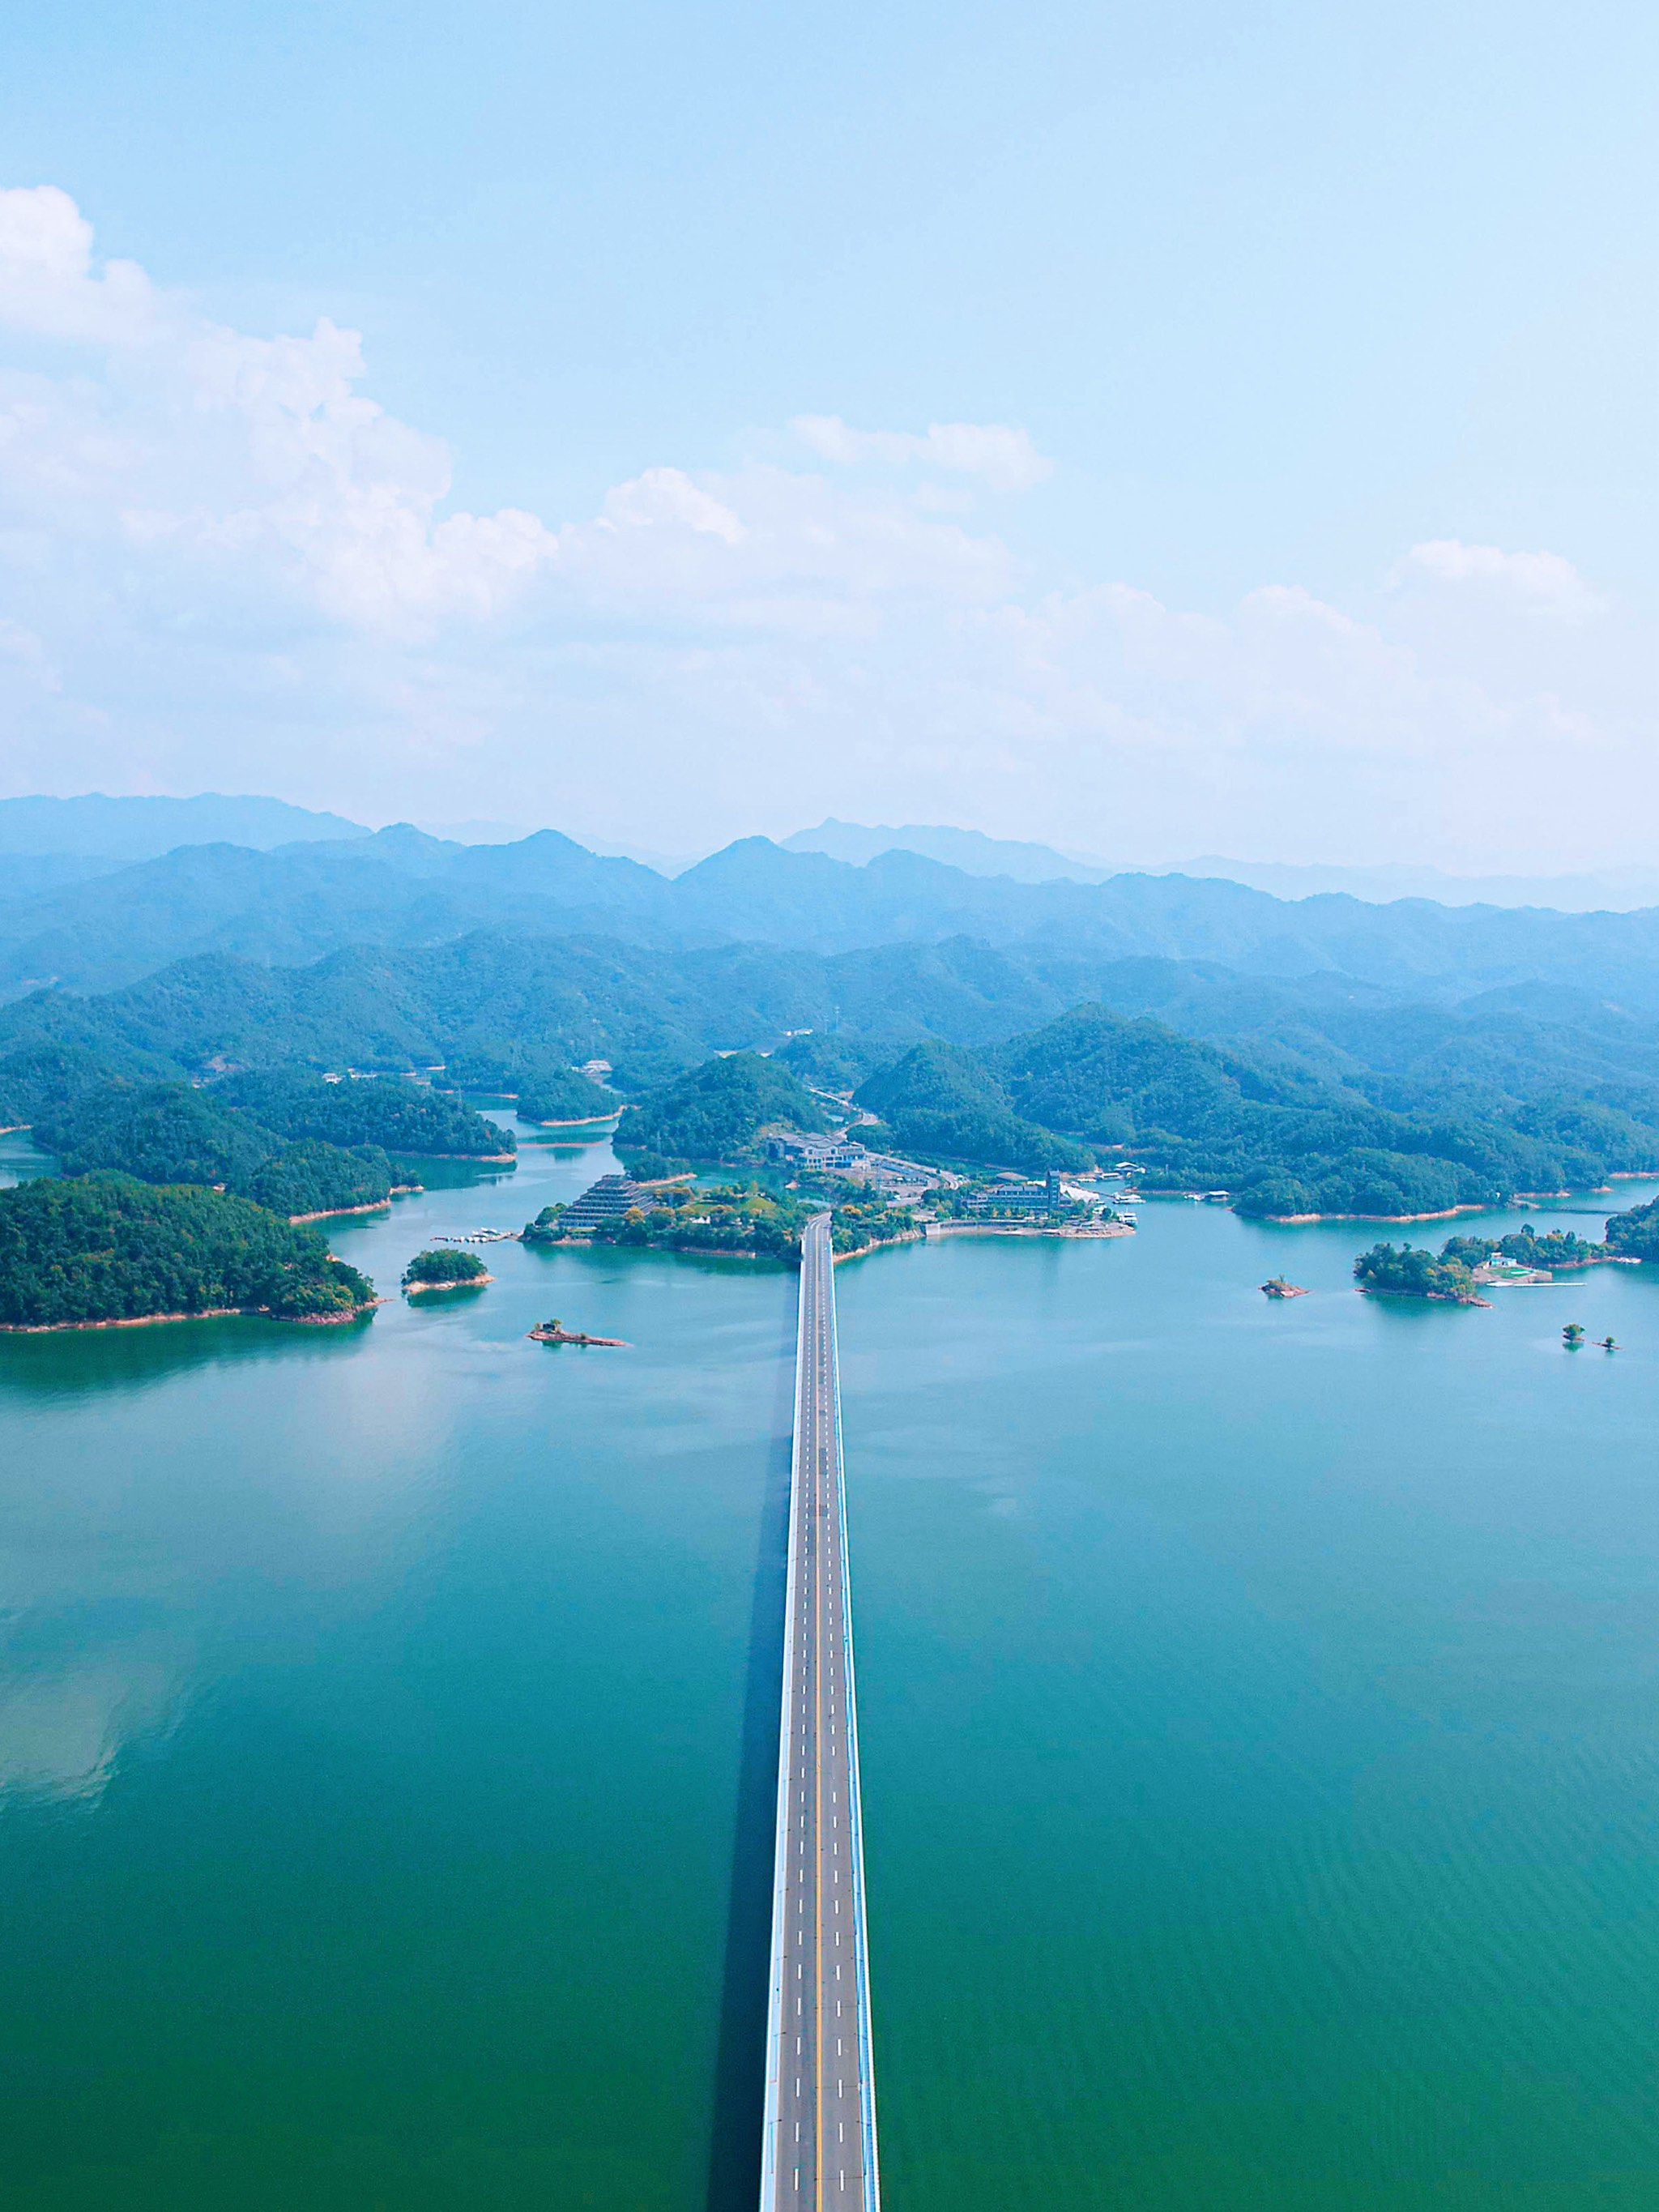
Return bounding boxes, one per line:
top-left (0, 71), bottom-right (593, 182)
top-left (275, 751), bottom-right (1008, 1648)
top-left (1353, 1243), bottom-right (1492, 1305)
top-left (0, 1174), bottom-right (375, 1329)
top-left (525, 1180), bottom-right (916, 1262)
top-left (403, 1248), bottom-right (493, 1290)
top-left (1353, 1198), bottom-right (1659, 1305)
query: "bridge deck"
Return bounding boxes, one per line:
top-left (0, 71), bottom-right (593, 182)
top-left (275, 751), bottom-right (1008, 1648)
top-left (759, 1214), bottom-right (881, 2212)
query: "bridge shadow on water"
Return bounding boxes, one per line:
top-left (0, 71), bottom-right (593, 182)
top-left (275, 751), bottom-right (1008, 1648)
top-left (704, 1313), bottom-right (796, 2212)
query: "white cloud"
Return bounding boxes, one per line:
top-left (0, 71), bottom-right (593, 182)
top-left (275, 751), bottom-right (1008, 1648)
top-left (0, 187), bottom-right (1650, 869)
top-left (0, 186), bottom-right (556, 636)
top-left (0, 184), bottom-right (160, 344)
top-left (1391, 538), bottom-right (1601, 617)
top-left (791, 413), bottom-right (1053, 492)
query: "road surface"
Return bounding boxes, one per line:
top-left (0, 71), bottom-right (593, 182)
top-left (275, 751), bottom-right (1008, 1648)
top-left (759, 1214), bottom-right (881, 2212)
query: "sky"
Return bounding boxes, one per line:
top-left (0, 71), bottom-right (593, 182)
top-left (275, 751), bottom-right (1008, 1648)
top-left (0, 0), bottom-right (1653, 869)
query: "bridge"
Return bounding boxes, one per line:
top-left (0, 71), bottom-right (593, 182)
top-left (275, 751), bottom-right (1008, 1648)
top-left (759, 1213), bottom-right (881, 2211)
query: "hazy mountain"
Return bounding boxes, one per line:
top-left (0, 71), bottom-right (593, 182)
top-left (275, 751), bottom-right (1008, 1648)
top-left (782, 818), bottom-right (1113, 883)
top-left (1164, 857), bottom-right (1659, 912)
top-left (2, 826), bottom-right (1657, 1010)
top-left (781, 820), bottom-right (1659, 912)
top-left (0, 792), bottom-right (369, 860)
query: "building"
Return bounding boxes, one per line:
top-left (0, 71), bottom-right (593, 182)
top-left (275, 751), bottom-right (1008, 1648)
top-left (957, 1171), bottom-right (1066, 1219)
top-left (761, 1133), bottom-right (865, 1171)
top-left (559, 1172), bottom-right (662, 1232)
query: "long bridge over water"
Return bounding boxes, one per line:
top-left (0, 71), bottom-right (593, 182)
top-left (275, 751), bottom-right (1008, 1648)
top-left (759, 1213), bottom-right (881, 2211)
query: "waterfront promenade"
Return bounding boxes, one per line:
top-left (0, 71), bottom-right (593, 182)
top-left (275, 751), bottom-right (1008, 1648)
top-left (759, 1215), bottom-right (881, 2211)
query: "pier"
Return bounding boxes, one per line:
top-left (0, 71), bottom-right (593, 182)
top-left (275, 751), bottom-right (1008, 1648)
top-left (759, 1213), bottom-right (881, 2211)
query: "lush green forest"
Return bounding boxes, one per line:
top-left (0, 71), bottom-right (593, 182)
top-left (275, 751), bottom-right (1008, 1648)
top-left (614, 1053), bottom-right (829, 1170)
top-left (239, 1141), bottom-right (395, 1218)
top-left (403, 1248), bottom-right (490, 1286)
top-left (213, 1068), bottom-right (512, 1157)
top-left (39, 1081), bottom-right (273, 1187)
top-left (957, 1003), bottom-right (1659, 1214)
top-left (27, 1079), bottom-right (398, 1220)
top-left (1441, 1228), bottom-right (1608, 1270)
top-left (512, 1065), bottom-right (617, 1122)
top-left (855, 1044), bottom-right (1091, 1174)
top-left (0, 1173), bottom-right (375, 1327)
top-left (16, 1065), bottom-right (505, 1223)
top-left (1605, 1196), bottom-right (1659, 1262)
top-left (1, 904), bottom-right (1656, 1221)
top-left (1351, 1243), bottom-right (1486, 1303)
top-left (524, 1182), bottom-right (913, 1260)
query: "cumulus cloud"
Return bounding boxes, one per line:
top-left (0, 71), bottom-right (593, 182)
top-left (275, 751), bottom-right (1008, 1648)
top-left (0, 185), bottom-right (555, 635)
top-left (1390, 538), bottom-right (1601, 617)
top-left (791, 413), bottom-right (1053, 492)
top-left (0, 187), bottom-right (1649, 868)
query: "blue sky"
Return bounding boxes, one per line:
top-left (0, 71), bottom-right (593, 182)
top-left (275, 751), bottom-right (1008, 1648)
top-left (0, 0), bottom-right (1652, 865)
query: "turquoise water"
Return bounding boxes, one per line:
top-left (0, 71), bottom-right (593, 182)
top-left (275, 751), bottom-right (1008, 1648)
top-left (1, 1132), bottom-right (1656, 2207)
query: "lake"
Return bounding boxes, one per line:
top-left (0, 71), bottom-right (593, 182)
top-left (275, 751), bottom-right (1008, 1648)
top-left (2, 1126), bottom-right (1656, 2209)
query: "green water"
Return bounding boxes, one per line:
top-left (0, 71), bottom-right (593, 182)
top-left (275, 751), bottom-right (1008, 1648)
top-left (1, 1129), bottom-right (1656, 2208)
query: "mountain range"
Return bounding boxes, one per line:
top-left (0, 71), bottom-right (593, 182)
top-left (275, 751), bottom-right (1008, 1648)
top-left (5, 793), bottom-right (1656, 916)
top-left (3, 820), bottom-right (1659, 1008)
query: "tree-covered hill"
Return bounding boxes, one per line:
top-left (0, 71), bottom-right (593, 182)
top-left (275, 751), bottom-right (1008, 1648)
top-left (211, 1067), bottom-right (512, 1157)
top-left (0, 922), bottom-right (1655, 1219)
top-left (855, 1043), bottom-right (1092, 1174)
top-left (237, 1142), bottom-right (395, 1219)
top-left (1605, 1196), bottom-right (1659, 1262)
top-left (512, 1065), bottom-right (617, 1122)
top-left (615, 1053), bottom-right (830, 1168)
top-left (972, 1002), bottom-right (1659, 1214)
top-left (0, 1173), bottom-right (374, 1327)
top-left (39, 1081), bottom-right (275, 1187)
top-left (29, 1081), bottom-right (398, 1220)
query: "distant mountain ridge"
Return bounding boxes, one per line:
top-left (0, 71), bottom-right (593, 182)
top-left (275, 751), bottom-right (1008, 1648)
top-left (2, 822), bottom-right (1658, 1008)
top-left (0, 792), bottom-right (369, 860)
top-left (781, 819), bottom-right (1659, 913)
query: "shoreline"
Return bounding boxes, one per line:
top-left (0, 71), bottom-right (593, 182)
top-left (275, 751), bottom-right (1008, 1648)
top-left (405, 1272), bottom-right (495, 1293)
top-left (0, 1300), bottom-right (379, 1334)
top-left (288, 1183), bottom-right (422, 1223)
top-left (406, 1150), bottom-right (517, 1164)
top-left (830, 1229), bottom-right (928, 1264)
top-left (1259, 1203), bottom-right (1491, 1224)
top-left (924, 1219), bottom-right (1135, 1241)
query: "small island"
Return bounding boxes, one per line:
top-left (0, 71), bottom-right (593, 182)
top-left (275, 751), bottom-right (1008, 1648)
top-left (1353, 1241), bottom-right (1491, 1305)
top-left (403, 1248), bottom-right (493, 1292)
top-left (1260, 1276), bottom-right (1308, 1298)
top-left (528, 1317), bottom-right (629, 1347)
